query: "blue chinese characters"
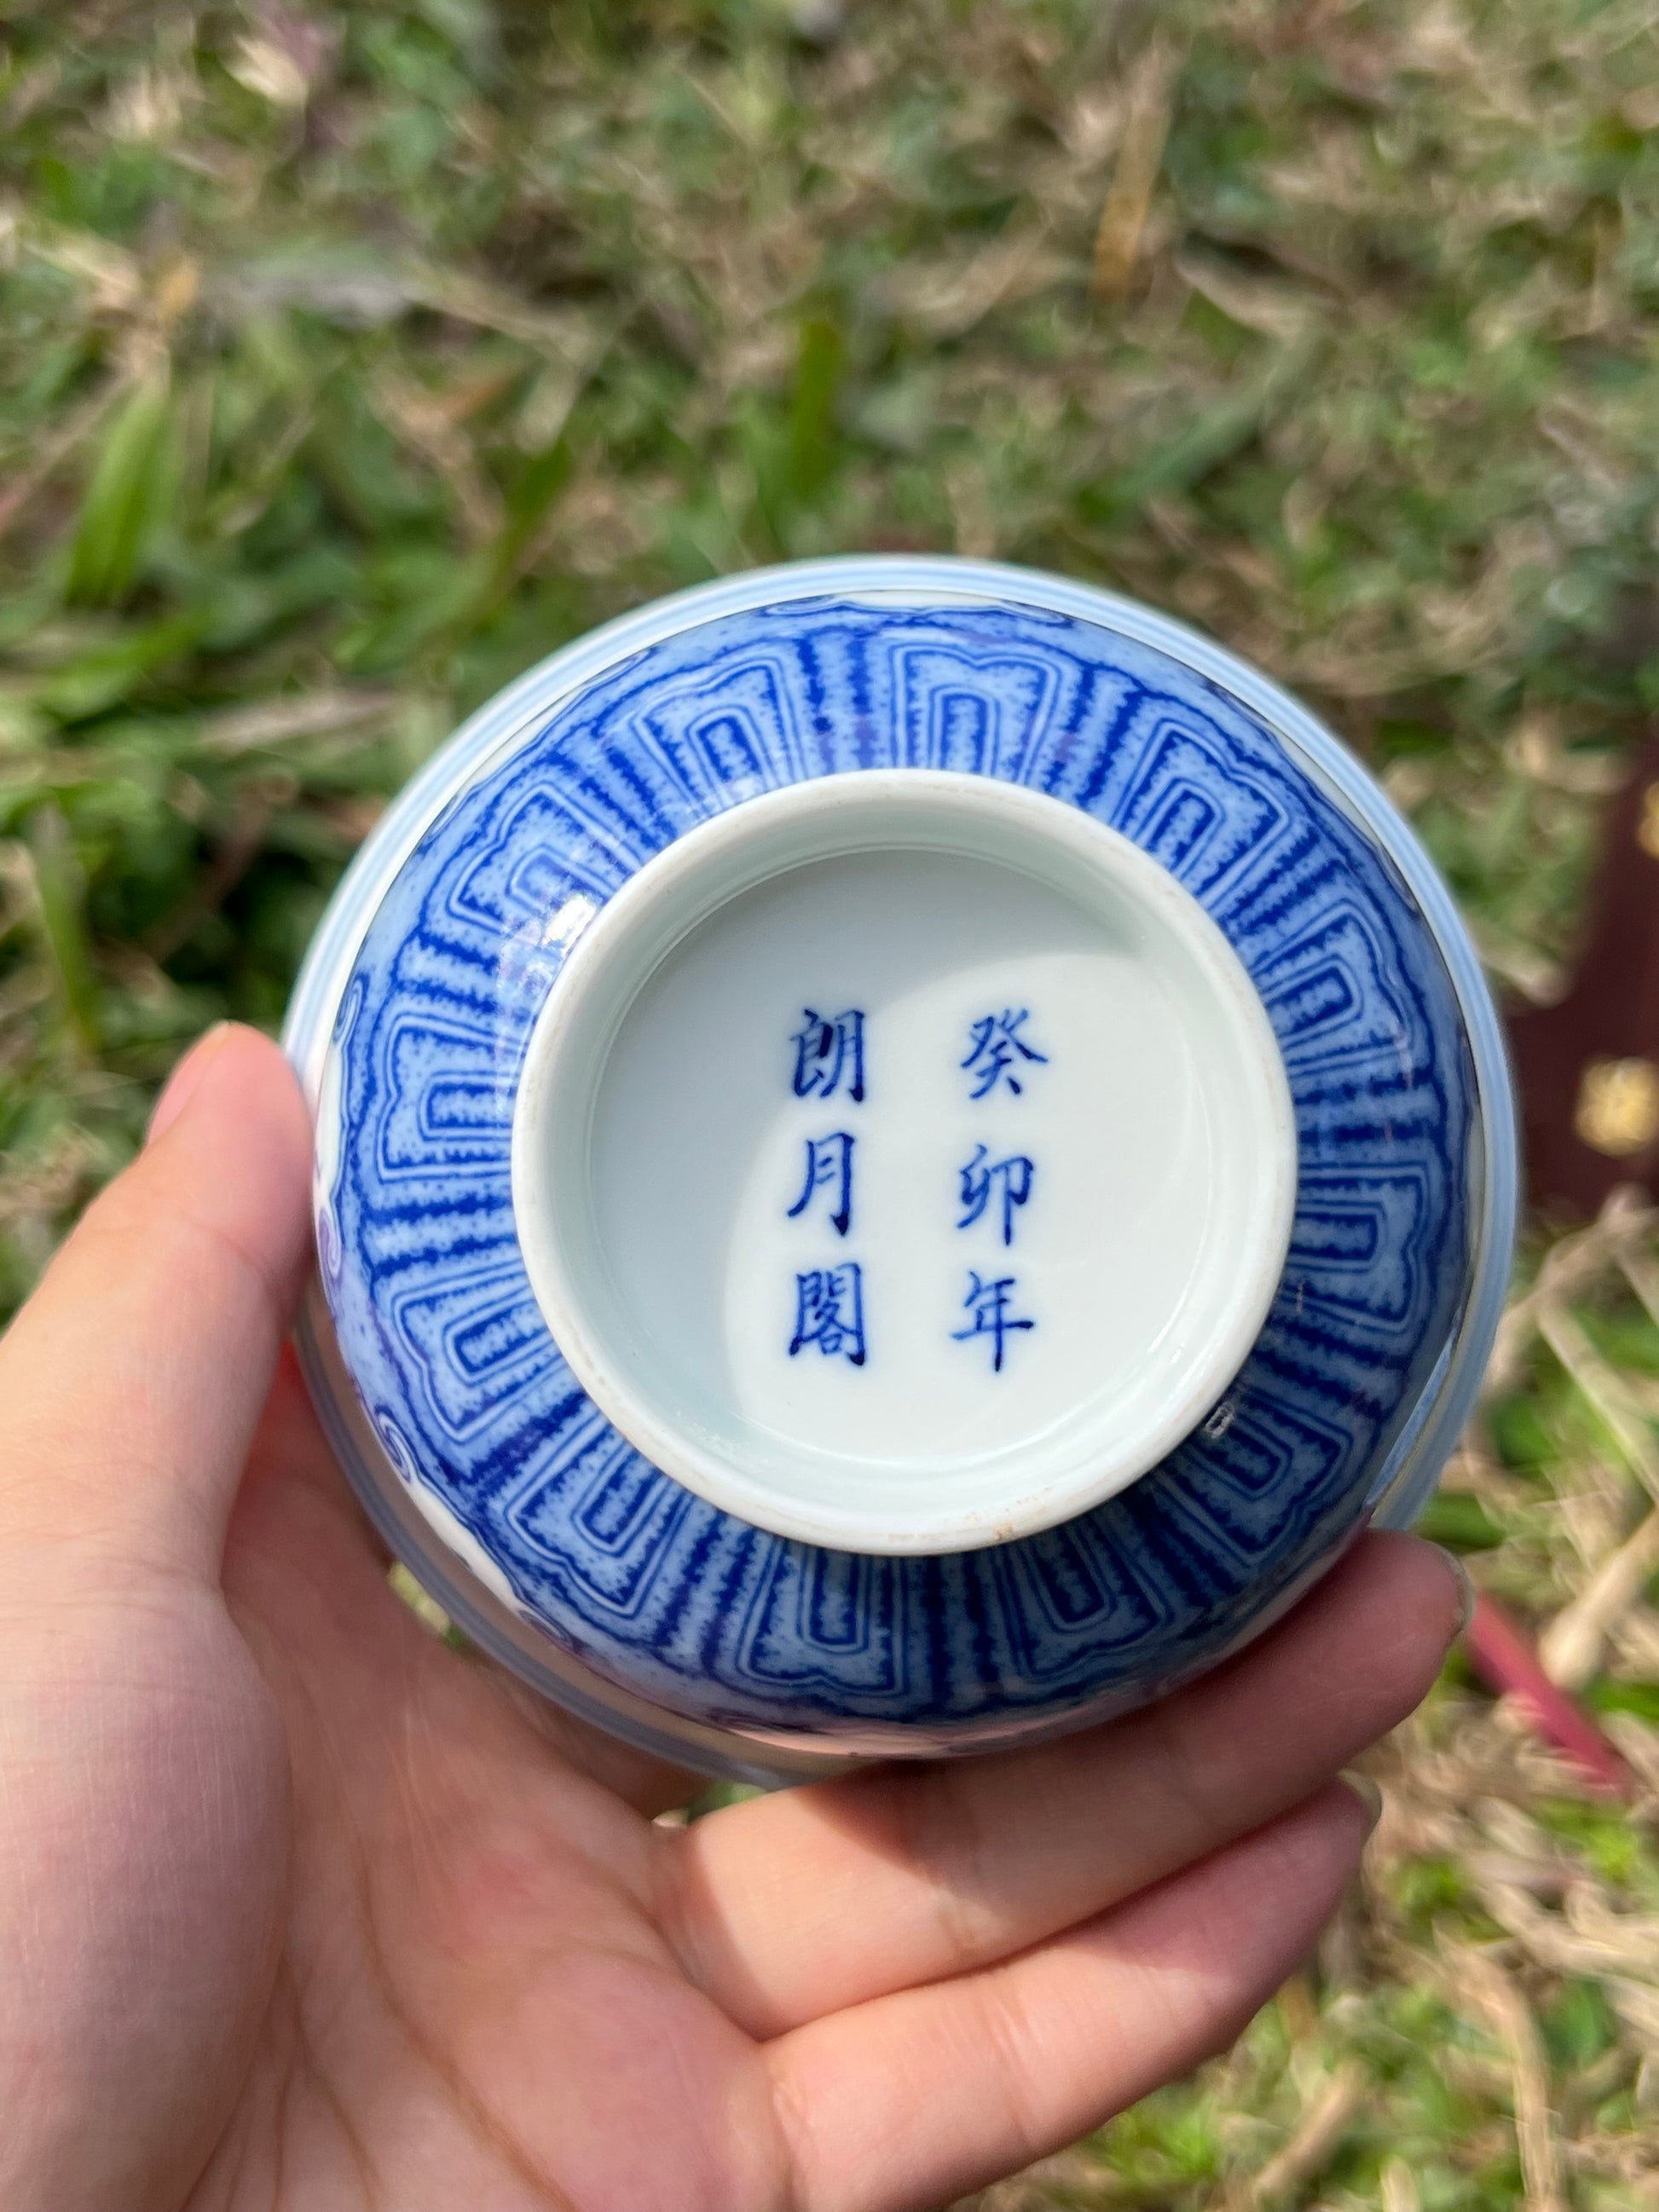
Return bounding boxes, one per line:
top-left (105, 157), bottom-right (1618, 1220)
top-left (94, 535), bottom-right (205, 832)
top-left (954, 1273), bottom-right (1036, 1373)
top-left (788, 1132), bottom-right (854, 1239)
top-left (789, 1265), bottom-right (867, 1366)
top-left (783, 1008), bottom-right (1048, 1373)
top-left (954, 1008), bottom-right (1047, 1372)
top-left (787, 1009), bottom-right (868, 1368)
top-left (957, 1145), bottom-right (1035, 1247)
top-left (962, 1008), bottom-right (1047, 1100)
top-left (792, 1008), bottom-right (865, 1102)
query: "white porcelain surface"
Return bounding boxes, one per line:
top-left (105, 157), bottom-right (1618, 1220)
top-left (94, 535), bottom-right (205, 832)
top-left (512, 771), bottom-right (1297, 1554)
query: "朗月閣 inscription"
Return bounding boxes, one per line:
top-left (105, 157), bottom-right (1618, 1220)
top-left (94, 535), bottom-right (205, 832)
top-left (782, 1003), bottom-right (1049, 1375)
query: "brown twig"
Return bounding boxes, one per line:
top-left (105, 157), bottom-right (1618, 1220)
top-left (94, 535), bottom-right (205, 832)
top-left (195, 688), bottom-right (402, 757)
top-left (1445, 1944), bottom-right (1567, 2212)
top-left (1234, 2062), bottom-right (1364, 2208)
top-left (1091, 42), bottom-right (1181, 303)
top-left (1538, 1509), bottom-right (1659, 1692)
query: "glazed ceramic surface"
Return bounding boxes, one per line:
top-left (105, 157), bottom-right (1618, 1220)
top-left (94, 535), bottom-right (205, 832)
top-left (512, 771), bottom-right (1298, 1556)
top-left (292, 557), bottom-right (1516, 1773)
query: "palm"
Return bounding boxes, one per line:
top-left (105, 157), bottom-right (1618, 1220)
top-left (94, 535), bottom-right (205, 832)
top-left (0, 1031), bottom-right (1463, 2212)
top-left (191, 1360), bottom-right (1454, 2212)
top-left (206, 1361), bottom-right (787, 2212)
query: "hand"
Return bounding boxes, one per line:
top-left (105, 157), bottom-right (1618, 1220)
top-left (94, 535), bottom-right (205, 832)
top-left (0, 1024), bottom-right (1465, 2212)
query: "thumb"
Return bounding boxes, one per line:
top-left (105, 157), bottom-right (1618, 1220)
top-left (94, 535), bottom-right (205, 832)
top-left (0, 1024), bottom-right (314, 1587)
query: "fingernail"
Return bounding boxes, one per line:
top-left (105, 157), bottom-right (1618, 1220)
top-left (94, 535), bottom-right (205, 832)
top-left (1429, 1542), bottom-right (1477, 1642)
top-left (1340, 1769), bottom-right (1384, 1835)
top-left (147, 1024), bottom-right (232, 1145)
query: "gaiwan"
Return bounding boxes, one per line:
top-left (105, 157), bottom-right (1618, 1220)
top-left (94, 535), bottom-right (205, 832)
top-left (287, 556), bottom-right (1516, 1784)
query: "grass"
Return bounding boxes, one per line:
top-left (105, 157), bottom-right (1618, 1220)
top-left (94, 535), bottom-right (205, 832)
top-left (3, 0), bottom-right (1659, 2203)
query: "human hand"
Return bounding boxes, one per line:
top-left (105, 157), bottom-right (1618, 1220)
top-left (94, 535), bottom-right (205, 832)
top-left (0, 1024), bottom-right (1466, 2212)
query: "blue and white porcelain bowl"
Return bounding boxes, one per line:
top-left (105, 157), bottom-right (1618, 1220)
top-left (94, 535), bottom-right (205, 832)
top-left (286, 557), bottom-right (1517, 1784)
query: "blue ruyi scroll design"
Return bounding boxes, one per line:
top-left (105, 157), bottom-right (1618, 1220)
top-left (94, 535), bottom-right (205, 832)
top-left (320, 598), bottom-right (1476, 1739)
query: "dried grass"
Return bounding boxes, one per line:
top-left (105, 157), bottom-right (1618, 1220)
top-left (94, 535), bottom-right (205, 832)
top-left (3, 0), bottom-right (1659, 2203)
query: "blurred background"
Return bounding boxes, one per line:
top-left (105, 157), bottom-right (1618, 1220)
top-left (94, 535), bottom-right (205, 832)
top-left (3, 1), bottom-right (1659, 2203)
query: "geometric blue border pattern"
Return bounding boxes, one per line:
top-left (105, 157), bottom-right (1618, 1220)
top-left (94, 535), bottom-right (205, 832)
top-left (317, 596), bottom-right (1478, 1745)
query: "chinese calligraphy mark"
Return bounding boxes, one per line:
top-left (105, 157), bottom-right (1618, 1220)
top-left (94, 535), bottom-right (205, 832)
top-left (790, 1263), bottom-right (867, 1366)
top-left (789, 1132), bottom-right (855, 1238)
top-left (792, 1008), bottom-right (865, 1102)
top-left (957, 1144), bottom-right (1034, 1247)
top-left (961, 1008), bottom-right (1048, 1099)
top-left (952, 1271), bottom-right (1035, 1373)
top-left (778, 999), bottom-right (1049, 1375)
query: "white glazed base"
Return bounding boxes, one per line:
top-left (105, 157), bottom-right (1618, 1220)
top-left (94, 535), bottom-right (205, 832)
top-left (512, 771), bottom-right (1298, 1555)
